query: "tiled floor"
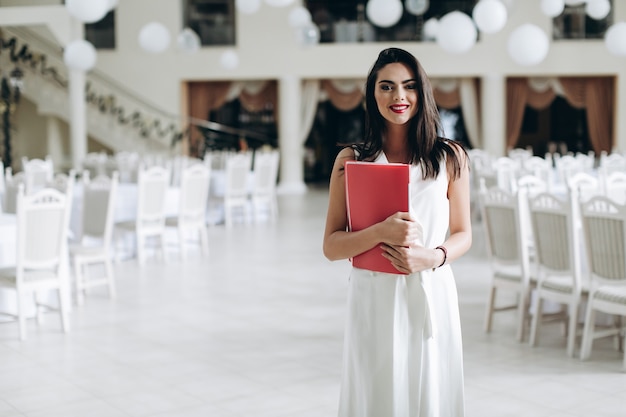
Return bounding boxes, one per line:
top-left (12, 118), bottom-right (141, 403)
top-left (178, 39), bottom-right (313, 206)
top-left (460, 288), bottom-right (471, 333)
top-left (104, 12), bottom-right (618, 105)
top-left (0, 185), bottom-right (625, 417)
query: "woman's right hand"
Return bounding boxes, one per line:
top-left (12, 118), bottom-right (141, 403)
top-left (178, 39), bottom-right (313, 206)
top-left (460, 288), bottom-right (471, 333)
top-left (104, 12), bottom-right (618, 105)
top-left (380, 212), bottom-right (420, 247)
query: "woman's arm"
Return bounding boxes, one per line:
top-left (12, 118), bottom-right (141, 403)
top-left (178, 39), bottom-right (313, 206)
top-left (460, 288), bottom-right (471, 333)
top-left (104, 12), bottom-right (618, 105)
top-left (381, 145), bottom-right (472, 273)
top-left (322, 147), bottom-right (419, 262)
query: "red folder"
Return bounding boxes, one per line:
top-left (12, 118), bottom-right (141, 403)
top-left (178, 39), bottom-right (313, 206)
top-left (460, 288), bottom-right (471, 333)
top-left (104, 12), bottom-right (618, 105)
top-left (344, 161), bottom-right (410, 274)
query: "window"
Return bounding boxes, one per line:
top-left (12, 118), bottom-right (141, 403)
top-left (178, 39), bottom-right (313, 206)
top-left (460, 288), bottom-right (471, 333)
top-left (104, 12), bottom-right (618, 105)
top-left (85, 10), bottom-right (116, 49)
top-left (553, 2), bottom-right (612, 40)
top-left (183, 0), bottom-right (235, 46)
top-left (305, 0), bottom-right (478, 43)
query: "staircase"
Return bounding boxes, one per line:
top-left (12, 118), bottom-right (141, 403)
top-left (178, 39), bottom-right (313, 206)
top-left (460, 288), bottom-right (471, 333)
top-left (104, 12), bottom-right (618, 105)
top-left (0, 27), bottom-right (183, 155)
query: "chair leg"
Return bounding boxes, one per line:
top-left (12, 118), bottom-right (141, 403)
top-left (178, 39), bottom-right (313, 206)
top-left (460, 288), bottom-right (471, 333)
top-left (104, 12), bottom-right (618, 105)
top-left (17, 293), bottom-right (27, 341)
top-left (57, 286), bottom-right (70, 334)
top-left (566, 302), bottom-right (579, 358)
top-left (34, 291), bottom-right (44, 325)
top-left (137, 234), bottom-right (146, 265)
top-left (74, 258), bottom-right (85, 306)
top-left (516, 288), bottom-right (531, 343)
top-left (105, 257), bottom-right (116, 299)
top-left (529, 297), bottom-right (543, 347)
top-left (580, 302), bottom-right (596, 360)
top-left (484, 286), bottom-right (496, 333)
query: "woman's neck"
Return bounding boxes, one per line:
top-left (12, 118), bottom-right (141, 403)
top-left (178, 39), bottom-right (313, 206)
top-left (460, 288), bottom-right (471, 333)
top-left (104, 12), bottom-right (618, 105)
top-left (383, 124), bottom-right (410, 164)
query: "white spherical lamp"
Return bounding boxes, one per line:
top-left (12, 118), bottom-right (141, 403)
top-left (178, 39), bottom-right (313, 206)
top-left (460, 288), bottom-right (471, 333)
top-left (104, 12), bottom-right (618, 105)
top-left (540, 0), bottom-right (565, 17)
top-left (437, 11), bottom-right (478, 54)
top-left (295, 23), bottom-right (320, 47)
top-left (366, 0), bottom-right (403, 28)
top-left (138, 22), bottom-right (171, 54)
top-left (236, 0), bottom-right (262, 14)
top-left (177, 28), bottom-right (201, 54)
top-left (288, 6), bottom-right (312, 28)
top-left (220, 50), bottom-right (240, 70)
top-left (605, 22), bottom-right (626, 56)
top-left (472, 0), bottom-right (508, 34)
top-left (508, 24), bottom-right (550, 66)
top-left (265, 0), bottom-right (295, 7)
top-left (586, 0), bottom-right (611, 20)
top-left (405, 0), bottom-right (429, 16)
top-left (63, 39), bottom-right (97, 71)
top-left (65, 0), bottom-right (109, 23)
top-left (423, 18), bottom-right (439, 40)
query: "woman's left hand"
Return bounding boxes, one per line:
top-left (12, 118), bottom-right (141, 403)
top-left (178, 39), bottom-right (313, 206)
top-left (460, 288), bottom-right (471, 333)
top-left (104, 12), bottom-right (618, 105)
top-left (380, 243), bottom-right (436, 274)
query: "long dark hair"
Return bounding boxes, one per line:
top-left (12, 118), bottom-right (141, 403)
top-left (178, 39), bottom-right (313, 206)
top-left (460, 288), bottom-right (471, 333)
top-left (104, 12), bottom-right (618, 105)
top-left (354, 47), bottom-right (466, 180)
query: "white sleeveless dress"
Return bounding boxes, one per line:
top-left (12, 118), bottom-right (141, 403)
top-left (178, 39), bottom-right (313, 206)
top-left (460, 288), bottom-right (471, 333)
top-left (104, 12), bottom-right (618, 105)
top-left (338, 152), bottom-right (465, 417)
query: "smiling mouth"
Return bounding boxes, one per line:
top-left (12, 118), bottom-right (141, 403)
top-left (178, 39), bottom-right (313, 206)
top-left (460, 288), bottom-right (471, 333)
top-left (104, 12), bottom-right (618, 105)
top-left (390, 105), bottom-right (409, 113)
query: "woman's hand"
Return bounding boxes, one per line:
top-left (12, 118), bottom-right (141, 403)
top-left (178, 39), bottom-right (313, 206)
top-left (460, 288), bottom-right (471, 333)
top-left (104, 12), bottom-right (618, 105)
top-left (379, 212), bottom-right (420, 246)
top-left (381, 244), bottom-right (441, 274)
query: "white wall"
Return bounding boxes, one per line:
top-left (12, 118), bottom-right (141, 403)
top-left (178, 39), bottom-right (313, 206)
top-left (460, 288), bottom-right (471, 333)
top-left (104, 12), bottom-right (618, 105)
top-left (2, 1), bottom-right (626, 169)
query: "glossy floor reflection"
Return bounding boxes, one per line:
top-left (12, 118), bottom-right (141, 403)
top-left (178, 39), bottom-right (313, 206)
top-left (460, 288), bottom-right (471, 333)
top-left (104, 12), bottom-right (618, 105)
top-left (0, 186), bottom-right (624, 417)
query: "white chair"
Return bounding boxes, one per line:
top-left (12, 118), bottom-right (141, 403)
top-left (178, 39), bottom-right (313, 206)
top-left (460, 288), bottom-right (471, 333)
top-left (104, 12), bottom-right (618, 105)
top-left (556, 154), bottom-right (584, 187)
top-left (223, 152), bottom-right (253, 227)
top-left (2, 168), bottom-right (24, 214)
top-left (165, 163), bottom-right (210, 260)
top-left (115, 166), bottom-right (171, 264)
top-left (113, 151), bottom-right (139, 183)
top-left (523, 156), bottom-right (552, 188)
top-left (82, 152), bottom-right (109, 179)
top-left (47, 170), bottom-right (76, 194)
top-left (494, 156), bottom-right (521, 193)
top-left (527, 192), bottom-right (586, 357)
top-left (479, 181), bottom-right (534, 342)
top-left (599, 152), bottom-right (626, 177)
top-left (602, 171), bottom-right (626, 204)
top-left (70, 171), bottom-right (119, 305)
top-left (22, 155), bottom-right (54, 194)
top-left (251, 150), bottom-right (280, 222)
top-left (579, 196), bottom-right (626, 369)
top-left (0, 185), bottom-right (71, 340)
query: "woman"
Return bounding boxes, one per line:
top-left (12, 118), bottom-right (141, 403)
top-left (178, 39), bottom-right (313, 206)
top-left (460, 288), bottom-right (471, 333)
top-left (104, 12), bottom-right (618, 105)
top-left (323, 48), bottom-right (472, 417)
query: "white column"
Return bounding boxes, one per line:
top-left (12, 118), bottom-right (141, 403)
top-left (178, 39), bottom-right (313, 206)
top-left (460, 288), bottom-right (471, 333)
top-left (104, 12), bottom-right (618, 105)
top-left (277, 75), bottom-right (307, 194)
top-left (481, 73), bottom-right (506, 157)
top-left (67, 19), bottom-right (87, 170)
top-left (46, 116), bottom-right (65, 171)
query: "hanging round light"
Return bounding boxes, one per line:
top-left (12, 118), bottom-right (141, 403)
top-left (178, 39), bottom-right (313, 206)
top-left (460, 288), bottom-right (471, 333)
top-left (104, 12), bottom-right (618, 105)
top-left (264, 0), bottom-right (296, 7)
top-left (472, 0), bottom-right (508, 34)
top-left (507, 24), bottom-right (550, 66)
top-left (366, 0), bottom-right (403, 28)
top-left (423, 18), bottom-right (439, 40)
top-left (65, 0), bottom-right (109, 23)
top-left (540, 0), bottom-right (565, 17)
top-left (405, 0), bottom-right (429, 16)
top-left (220, 50), bottom-right (240, 70)
top-left (288, 6), bottom-right (312, 28)
top-left (585, 0), bottom-right (611, 20)
top-left (605, 22), bottom-right (626, 56)
top-left (436, 11), bottom-right (477, 54)
top-left (63, 39), bottom-right (97, 71)
top-left (177, 28), bottom-right (201, 54)
top-left (138, 22), bottom-right (171, 54)
top-left (295, 23), bottom-right (321, 47)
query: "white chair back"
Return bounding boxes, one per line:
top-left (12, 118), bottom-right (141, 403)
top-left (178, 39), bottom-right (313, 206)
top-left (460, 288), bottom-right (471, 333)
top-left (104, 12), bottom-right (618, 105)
top-left (16, 185), bottom-right (69, 271)
top-left (178, 163), bottom-right (211, 226)
top-left (223, 152), bottom-right (252, 226)
top-left (137, 165), bottom-right (171, 228)
top-left (22, 156), bottom-right (54, 193)
top-left (2, 168), bottom-right (24, 214)
top-left (82, 171), bottom-right (119, 245)
top-left (602, 171), bottom-right (626, 204)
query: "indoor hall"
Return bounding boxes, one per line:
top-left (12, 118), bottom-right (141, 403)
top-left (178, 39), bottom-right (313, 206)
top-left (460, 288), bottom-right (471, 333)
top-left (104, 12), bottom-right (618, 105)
top-left (0, 188), bottom-right (625, 417)
top-left (1, 1), bottom-right (626, 416)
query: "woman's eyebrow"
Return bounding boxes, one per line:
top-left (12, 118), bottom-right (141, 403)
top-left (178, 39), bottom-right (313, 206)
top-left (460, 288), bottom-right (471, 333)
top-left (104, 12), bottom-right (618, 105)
top-left (377, 79), bottom-right (416, 84)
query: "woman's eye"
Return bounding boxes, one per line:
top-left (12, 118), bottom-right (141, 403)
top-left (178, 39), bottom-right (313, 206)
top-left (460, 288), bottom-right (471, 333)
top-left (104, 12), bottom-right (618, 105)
top-left (406, 83), bottom-right (416, 90)
top-left (380, 85), bottom-right (392, 91)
